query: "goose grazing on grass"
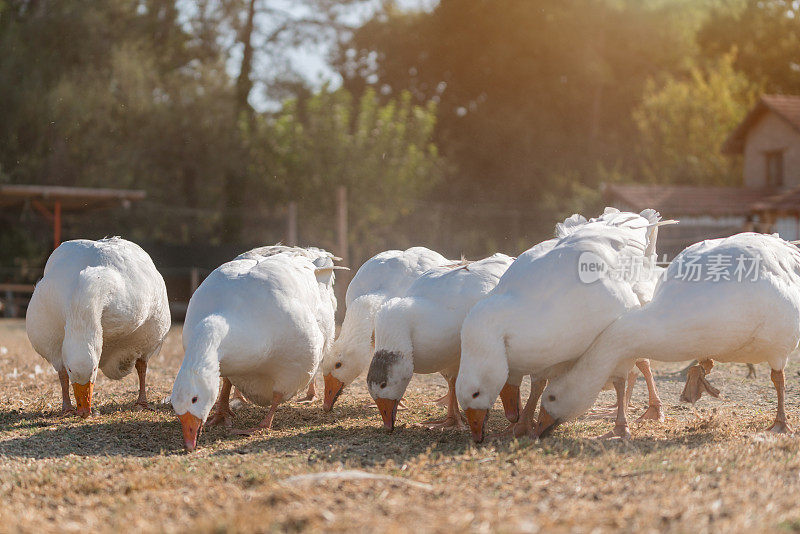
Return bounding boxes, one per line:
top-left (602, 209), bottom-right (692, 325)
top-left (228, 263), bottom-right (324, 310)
top-left (536, 232), bottom-right (800, 438)
top-left (456, 208), bottom-right (674, 442)
top-left (171, 246), bottom-right (342, 451)
top-left (320, 247), bottom-right (449, 411)
top-left (26, 238), bottom-right (170, 417)
top-left (367, 253), bottom-right (515, 431)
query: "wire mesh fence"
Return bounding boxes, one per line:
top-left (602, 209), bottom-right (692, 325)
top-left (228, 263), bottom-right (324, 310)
top-left (0, 196), bottom-right (565, 319)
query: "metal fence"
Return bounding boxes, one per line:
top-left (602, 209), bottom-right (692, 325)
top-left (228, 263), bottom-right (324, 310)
top-left (1, 196), bottom-right (565, 319)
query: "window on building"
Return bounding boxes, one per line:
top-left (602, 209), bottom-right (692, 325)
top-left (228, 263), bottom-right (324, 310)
top-left (765, 150), bottom-right (784, 187)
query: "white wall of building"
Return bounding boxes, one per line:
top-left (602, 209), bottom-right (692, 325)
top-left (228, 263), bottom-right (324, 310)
top-left (743, 112), bottom-right (800, 188)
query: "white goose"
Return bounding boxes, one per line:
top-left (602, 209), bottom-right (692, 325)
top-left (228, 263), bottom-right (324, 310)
top-left (496, 238), bottom-right (665, 438)
top-left (320, 247), bottom-right (449, 411)
top-left (26, 238), bottom-right (170, 417)
top-left (536, 232), bottom-right (800, 437)
top-left (456, 208), bottom-right (672, 442)
top-left (367, 253), bottom-right (515, 431)
top-left (170, 246), bottom-right (341, 451)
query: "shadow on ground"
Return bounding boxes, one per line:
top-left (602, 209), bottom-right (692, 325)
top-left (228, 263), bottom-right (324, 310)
top-left (0, 419), bottom-right (181, 458)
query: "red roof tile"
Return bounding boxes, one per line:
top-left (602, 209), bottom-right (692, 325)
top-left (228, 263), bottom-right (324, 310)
top-left (752, 185), bottom-right (800, 214)
top-left (723, 94), bottom-right (800, 154)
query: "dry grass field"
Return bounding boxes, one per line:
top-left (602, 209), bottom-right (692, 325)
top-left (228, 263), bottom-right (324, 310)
top-left (1, 319), bottom-right (800, 533)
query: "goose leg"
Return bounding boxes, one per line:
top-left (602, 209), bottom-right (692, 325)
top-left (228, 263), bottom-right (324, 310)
top-left (432, 393), bottom-right (449, 407)
top-left (231, 387), bottom-right (250, 405)
top-left (746, 363), bottom-right (757, 379)
top-left (425, 376), bottom-right (466, 429)
top-left (432, 372), bottom-right (459, 406)
top-left (597, 377), bottom-right (631, 440)
top-left (766, 369), bottom-right (792, 434)
top-left (636, 360), bottom-right (664, 422)
top-left (515, 378), bottom-right (547, 437)
top-left (624, 367), bottom-right (637, 407)
top-left (232, 392), bottom-right (284, 436)
top-left (133, 358), bottom-right (153, 410)
top-left (58, 368), bottom-right (75, 416)
top-left (207, 377), bottom-right (235, 427)
top-left (297, 378), bottom-right (317, 404)
top-left (488, 378), bottom-right (548, 439)
top-left (585, 369), bottom-right (637, 419)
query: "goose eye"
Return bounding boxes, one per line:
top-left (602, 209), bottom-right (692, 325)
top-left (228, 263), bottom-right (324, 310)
top-left (548, 395), bottom-right (556, 402)
top-left (380, 382), bottom-right (387, 389)
top-left (334, 362), bottom-right (342, 369)
top-left (472, 391), bottom-right (480, 398)
top-left (191, 396), bottom-right (198, 404)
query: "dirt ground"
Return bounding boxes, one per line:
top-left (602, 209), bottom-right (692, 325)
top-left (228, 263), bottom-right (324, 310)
top-left (1, 319), bottom-right (800, 533)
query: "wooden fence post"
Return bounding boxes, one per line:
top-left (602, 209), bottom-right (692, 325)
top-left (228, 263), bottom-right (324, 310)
top-left (190, 267), bottom-right (200, 296)
top-left (287, 201), bottom-right (298, 246)
top-left (336, 186), bottom-right (348, 266)
top-left (4, 290), bottom-right (14, 318)
top-left (335, 186), bottom-right (349, 323)
top-left (53, 200), bottom-right (62, 249)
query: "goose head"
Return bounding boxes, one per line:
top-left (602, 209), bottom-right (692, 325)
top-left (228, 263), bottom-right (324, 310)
top-left (62, 330), bottom-right (101, 418)
top-left (535, 318), bottom-right (636, 439)
top-left (366, 349), bottom-right (414, 431)
top-left (321, 296), bottom-right (380, 411)
top-left (535, 368), bottom-right (606, 439)
top-left (455, 357), bottom-right (508, 443)
top-left (171, 367), bottom-right (218, 452)
top-left (320, 334), bottom-right (372, 412)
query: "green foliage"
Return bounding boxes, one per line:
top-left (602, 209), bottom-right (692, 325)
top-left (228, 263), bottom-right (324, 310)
top-left (0, 0), bottom-right (441, 258)
top-left (632, 54), bottom-right (757, 185)
top-left (0, 220), bottom-right (46, 282)
top-left (4, 0), bottom-right (800, 267)
top-left (335, 0), bottom-right (800, 242)
top-left (267, 87), bottom-right (441, 260)
top-left (698, 0), bottom-right (800, 93)
top-left (0, 1), bottom-right (237, 226)
top-left (337, 0), bottom-right (702, 206)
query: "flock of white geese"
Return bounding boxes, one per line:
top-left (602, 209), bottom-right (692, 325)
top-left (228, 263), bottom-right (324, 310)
top-left (24, 207), bottom-right (800, 451)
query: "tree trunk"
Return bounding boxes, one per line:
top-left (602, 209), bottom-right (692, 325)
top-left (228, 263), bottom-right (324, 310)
top-left (222, 0), bottom-right (257, 243)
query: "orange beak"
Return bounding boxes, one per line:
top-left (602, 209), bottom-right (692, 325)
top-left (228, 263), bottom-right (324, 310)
top-left (322, 373), bottom-right (345, 412)
top-left (374, 397), bottom-right (399, 432)
top-left (465, 408), bottom-right (488, 443)
top-left (499, 383), bottom-right (521, 423)
top-left (178, 412), bottom-right (203, 452)
top-left (72, 382), bottom-right (94, 418)
top-left (534, 407), bottom-right (559, 439)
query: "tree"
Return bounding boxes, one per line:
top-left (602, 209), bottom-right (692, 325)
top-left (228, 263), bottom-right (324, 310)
top-left (335, 0), bottom-right (701, 211)
top-left (632, 53), bottom-right (757, 186)
top-left (188, 0), bottom-right (374, 241)
top-left (698, 0), bottom-right (800, 94)
top-left (0, 0), bottom-right (239, 245)
top-left (267, 86), bottom-right (441, 263)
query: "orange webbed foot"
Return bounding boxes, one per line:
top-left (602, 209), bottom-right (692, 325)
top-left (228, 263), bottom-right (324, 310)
top-left (423, 413), bottom-right (467, 430)
top-left (133, 401), bottom-right (154, 412)
top-left (207, 408), bottom-right (235, 428)
top-left (596, 424), bottom-right (631, 440)
top-left (636, 404), bottom-right (665, 423)
top-left (766, 420), bottom-right (793, 434)
top-left (680, 365), bottom-right (720, 404)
